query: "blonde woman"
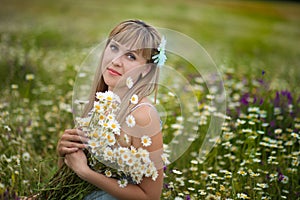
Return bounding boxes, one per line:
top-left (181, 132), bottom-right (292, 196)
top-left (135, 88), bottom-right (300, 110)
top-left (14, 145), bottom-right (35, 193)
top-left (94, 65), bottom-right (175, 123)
top-left (57, 20), bottom-right (165, 200)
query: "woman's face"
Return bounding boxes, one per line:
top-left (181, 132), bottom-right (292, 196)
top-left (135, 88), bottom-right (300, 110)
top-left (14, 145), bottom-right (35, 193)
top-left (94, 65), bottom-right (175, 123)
top-left (102, 40), bottom-right (148, 91)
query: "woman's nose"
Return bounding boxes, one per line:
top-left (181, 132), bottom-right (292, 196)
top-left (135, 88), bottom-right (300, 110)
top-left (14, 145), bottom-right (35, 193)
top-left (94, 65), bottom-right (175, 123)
top-left (112, 55), bottom-right (123, 67)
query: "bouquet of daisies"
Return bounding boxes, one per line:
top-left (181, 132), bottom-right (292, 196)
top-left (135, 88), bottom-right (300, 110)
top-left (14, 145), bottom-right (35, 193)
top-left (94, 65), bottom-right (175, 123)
top-left (77, 91), bottom-right (159, 187)
top-left (38, 91), bottom-right (160, 199)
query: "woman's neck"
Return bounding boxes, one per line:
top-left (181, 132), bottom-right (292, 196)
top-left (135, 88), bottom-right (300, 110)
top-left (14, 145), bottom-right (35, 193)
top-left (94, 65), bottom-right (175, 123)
top-left (108, 87), bottom-right (127, 100)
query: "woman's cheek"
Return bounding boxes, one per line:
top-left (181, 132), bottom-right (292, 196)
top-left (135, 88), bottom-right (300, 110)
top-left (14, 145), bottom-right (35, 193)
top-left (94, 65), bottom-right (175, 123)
top-left (102, 57), bottom-right (111, 69)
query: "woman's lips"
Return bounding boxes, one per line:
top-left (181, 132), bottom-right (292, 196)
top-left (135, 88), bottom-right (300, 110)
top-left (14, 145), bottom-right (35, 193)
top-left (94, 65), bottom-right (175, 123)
top-left (107, 68), bottom-right (122, 76)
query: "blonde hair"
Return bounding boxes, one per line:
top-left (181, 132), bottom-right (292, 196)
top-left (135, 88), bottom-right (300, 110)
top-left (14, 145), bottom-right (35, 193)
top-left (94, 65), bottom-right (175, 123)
top-left (83, 20), bottom-right (161, 124)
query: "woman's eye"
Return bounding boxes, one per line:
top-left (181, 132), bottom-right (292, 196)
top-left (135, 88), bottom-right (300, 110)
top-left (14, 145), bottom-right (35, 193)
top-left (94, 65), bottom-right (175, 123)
top-left (110, 44), bottom-right (118, 52)
top-left (126, 53), bottom-right (136, 61)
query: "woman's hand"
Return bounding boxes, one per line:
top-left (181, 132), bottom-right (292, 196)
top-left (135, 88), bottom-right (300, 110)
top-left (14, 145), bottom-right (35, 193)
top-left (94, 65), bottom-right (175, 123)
top-left (64, 150), bottom-right (90, 179)
top-left (57, 129), bottom-right (88, 158)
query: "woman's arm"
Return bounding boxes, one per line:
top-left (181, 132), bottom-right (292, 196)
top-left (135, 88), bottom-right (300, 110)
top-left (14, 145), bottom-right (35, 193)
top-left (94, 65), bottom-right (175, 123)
top-left (64, 104), bottom-right (164, 200)
top-left (65, 150), bottom-right (163, 200)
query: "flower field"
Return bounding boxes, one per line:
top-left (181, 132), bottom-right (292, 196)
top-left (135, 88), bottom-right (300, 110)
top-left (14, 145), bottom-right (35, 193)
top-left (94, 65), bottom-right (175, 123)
top-left (162, 70), bottom-right (300, 199)
top-left (1, 0), bottom-right (300, 199)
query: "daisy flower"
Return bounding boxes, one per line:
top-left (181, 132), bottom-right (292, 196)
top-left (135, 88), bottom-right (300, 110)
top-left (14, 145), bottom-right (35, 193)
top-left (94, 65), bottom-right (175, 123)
top-left (133, 151), bottom-right (141, 160)
top-left (145, 167), bottom-right (153, 177)
top-left (174, 197), bottom-right (184, 200)
top-left (130, 94), bottom-right (139, 104)
top-left (96, 92), bottom-right (105, 101)
top-left (117, 157), bottom-right (124, 166)
top-left (88, 139), bottom-right (98, 148)
top-left (114, 94), bottom-right (121, 104)
top-left (98, 114), bottom-right (105, 122)
top-left (109, 120), bottom-right (121, 134)
top-left (106, 95), bottom-right (113, 101)
top-left (76, 116), bottom-right (90, 127)
top-left (151, 168), bottom-right (159, 181)
top-left (88, 140), bottom-right (99, 153)
top-left (139, 148), bottom-right (151, 163)
top-left (130, 146), bottom-right (137, 155)
top-left (106, 132), bottom-right (116, 146)
top-left (118, 179), bottom-right (128, 188)
top-left (161, 153), bottom-right (170, 165)
top-left (22, 152), bottom-right (30, 161)
top-left (102, 122), bottom-right (109, 129)
top-left (101, 131), bottom-right (107, 138)
top-left (111, 102), bottom-right (119, 110)
top-left (91, 131), bottom-right (100, 139)
top-left (281, 175), bottom-right (289, 184)
top-left (237, 193), bottom-right (250, 199)
top-left (103, 147), bottom-right (114, 162)
top-left (11, 84), bottom-right (18, 89)
top-left (145, 163), bottom-right (156, 179)
top-left (237, 169), bottom-right (247, 176)
top-left (104, 91), bottom-right (115, 101)
top-left (141, 135), bottom-right (152, 147)
top-left (105, 170), bottom-right (112, 177)
top-left (126, 77), bottom-right (134, 89)
top-left (107, 114), bottom-right (115, 121)
top-left (93, 101), bottom-right (102, 112)
top-left (126, 114), bottom-right (136, 127)
top-left (118, 146), bottom-right (128, 155)
top-left (124, 134), bottom-right (130, 144)
top-left (172, 169), bottom-right (183, 175)
top-left (136, 165), bottom-right (146, 176)
top-left (126, 157), bottom-right (135, 166)
top-left (25, 74), bottom-right (35, 81)
top-left (120, 151), bottom-right (131, 162)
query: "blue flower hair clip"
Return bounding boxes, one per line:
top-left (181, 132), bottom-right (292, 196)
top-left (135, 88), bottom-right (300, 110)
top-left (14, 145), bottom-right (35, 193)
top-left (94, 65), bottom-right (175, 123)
top-left (152, 36), bottom-right (167, 67)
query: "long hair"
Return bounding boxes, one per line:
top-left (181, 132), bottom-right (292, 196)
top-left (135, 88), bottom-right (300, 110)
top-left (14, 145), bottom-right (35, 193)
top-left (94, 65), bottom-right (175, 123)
top-left (83, 20), bottom-right (161, 124)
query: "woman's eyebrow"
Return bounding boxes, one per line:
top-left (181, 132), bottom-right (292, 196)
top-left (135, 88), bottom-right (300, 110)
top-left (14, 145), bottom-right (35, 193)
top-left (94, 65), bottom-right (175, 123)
top-left (110, 40), bottom-right (120, 47)
top-left (111, 40), bottom-right (138, 54)
top-left (127, 50), bottom-right (138, 54)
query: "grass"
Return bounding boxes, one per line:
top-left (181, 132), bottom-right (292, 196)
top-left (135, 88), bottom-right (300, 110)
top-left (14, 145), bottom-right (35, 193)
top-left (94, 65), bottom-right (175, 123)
top-left (1, 0), bottom-right (300, 93)
top-left (0, 0), bottom-right (300, 199)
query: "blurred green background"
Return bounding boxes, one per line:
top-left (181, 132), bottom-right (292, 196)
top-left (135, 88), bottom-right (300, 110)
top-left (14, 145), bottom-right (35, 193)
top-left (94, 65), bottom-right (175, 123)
top-left (1, 0), bottom-right (300, 94)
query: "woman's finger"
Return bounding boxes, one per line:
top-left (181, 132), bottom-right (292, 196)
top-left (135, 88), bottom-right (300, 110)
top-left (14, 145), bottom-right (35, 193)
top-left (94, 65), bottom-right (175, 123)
top-left (61, 133), bottom-right (89, 144)
top-left (60, 140), bottom-right (86, 149)
top-left (64, 129), bottom-right (87, 137)
top-left (59, 147), bottom-right (82, 158)
top-left (57, 142), bottom-right (86, 157)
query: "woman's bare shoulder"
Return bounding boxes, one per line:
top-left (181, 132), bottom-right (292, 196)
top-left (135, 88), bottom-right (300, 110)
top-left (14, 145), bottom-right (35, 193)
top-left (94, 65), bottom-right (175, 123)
top-left (131, 99), bottom-right (160, 127)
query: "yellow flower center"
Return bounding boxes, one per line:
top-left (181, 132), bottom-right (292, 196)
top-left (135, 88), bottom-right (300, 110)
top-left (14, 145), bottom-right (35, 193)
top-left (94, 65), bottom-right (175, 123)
top-left (92, 132), bottom-right (99, 138)
top-left (107, 96), bottom-right (113, 101)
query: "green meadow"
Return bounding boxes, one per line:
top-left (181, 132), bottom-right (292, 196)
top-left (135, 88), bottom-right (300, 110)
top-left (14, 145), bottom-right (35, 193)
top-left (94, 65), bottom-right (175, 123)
top-left (1, 0), bottom-right (300, 199)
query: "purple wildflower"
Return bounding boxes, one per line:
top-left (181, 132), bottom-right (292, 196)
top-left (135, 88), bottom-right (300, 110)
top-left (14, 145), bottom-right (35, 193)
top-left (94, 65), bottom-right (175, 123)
top-left (270, 120), bottom-right (276, 128)
top-left (259, 98), bottom-right (264, 105)
top-left (163, 166), bottom-right (167, 172)
top-left (253, 96), bottom-right (257, 104)
top-left (278, 172), bottom-right (284, 182)
top-left (240, 93), bottom-right (249, 106)
top-left (164, 183), bottom-right (170, 189)
top-left (286, 91), bottom-right (293, 104)
top-left (274, 92), bottom-right (280, 107)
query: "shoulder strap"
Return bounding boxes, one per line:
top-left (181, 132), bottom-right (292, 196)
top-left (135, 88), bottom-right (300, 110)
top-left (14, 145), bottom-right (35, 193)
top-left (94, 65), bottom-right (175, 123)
top-left (131, 102), bottom-right (163, 130)
top-left (131, 102), bottom-right (156, 112)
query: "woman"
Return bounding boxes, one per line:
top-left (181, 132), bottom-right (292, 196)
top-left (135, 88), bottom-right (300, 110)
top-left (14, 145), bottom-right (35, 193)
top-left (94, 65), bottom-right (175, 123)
top-left (57, 19), bottom-right (165, 200)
